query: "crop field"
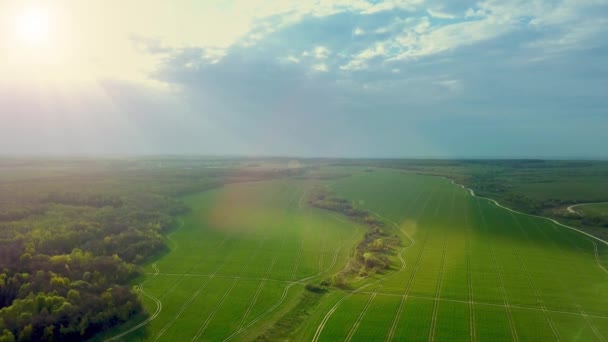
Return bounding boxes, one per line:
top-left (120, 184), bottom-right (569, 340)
top-left (104, 168), bottom-right (608, 341)
top-left (103, 179), bottom-right (364, 341)
top-left (301, 169), bottom-right (608, 341)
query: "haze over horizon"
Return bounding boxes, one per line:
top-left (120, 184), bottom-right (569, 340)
top-left (1, 0), bottom-right (607, 158)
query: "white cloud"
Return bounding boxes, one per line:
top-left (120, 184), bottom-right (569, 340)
top-left (362, 0), bottom-right (424, 14)
top-left (353, 27), bottom-right (365, 36)
top-left (313, 46), bottom-right (330, 59)
top-left (360, 43), bottom-right (387, 59)
top-left (388, 14), bottom-right (515, 60)
top-left (436, 79), bottom-right (463, 92)
top-left (303, 46), bottom-right (330, 59)
top-left (465, 8), bottom-right (487, 18)
top-left (284, 55), bottom-right (300, 63)
top-left (311, 63), bottom-right (329, 72)
top-left (427, 8), bottom-right (456, 19)
top-left (340, 59), bottom-right (366, 71)
top-left (340, 42), bottom-right (387, 71)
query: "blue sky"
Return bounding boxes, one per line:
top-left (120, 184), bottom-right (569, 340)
top-left (1, 0), bottom-right (607, 157)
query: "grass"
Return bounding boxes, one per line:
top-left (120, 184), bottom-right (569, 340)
top-left (102, 167), bottom-right (608, 341)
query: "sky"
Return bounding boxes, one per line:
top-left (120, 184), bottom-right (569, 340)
top-left (0, 0), bottom-right (607, 158)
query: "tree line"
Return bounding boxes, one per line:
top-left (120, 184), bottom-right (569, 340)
top-left (307, 187), bottom-right (400, 287)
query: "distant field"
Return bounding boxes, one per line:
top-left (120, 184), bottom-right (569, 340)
top-left (577, 203), bottom-right (608, 217)
top-left (103, 168), bottom-right (608, 341)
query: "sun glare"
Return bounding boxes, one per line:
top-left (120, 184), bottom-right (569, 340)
top-left (15, 7), bottom-right (53, 47)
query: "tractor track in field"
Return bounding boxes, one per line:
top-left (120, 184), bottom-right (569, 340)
top-left (154, 236), bottom-right (265, 341)
top-left (105, 215), bottom-right (206, 341)
top-left (191, 277), bottom-right (240, 341)
top-left (311, 283), bottom-right (373, 342)
top-left (105, 216), bottom-right (220, 341)
top-left (238, 255), bottom-right (279, 329)
top-left (428, 234), bottom-right (448, 342)
top-left (291, 240), bottom-right (304, 280)
top-left (152, 264), bottom-right (224, 341)
top-left (556, 277), bottom-right (606, 342)
top-left (188, 238), bottom-right (268, 341)
top-left (524, 215), bottom-right (606, 341)
top-left (385, 188), bottom-right (436, 342)
top-left (238, 230), bottom-right (287, 331)
top-left (476, 199), bottom-right (520, 342)
top-left (449, 173), bottom-right (608, 323)
top-left (222, 214), bottom-right (358, 342)
top-left (150, 232), bottom-right (250, 339)
top-left (509, 213), bottom-right (561, 341)
top-left (344, 286), bottom-right (381, 342)
top-left (354, 291), bottom-right (608, 319)
top-left (428, 188), bottom-right (456, 342)
top-left (462, 198), bottom-right (476, 342)
top-left (223, 268), bottom-right (324, 342)
top-left (104, 264), bottom-right (162, 341)
top-left (385, 232), bottom-right (428, 342)
top-left (318, 232), bottom-right (326, 273)
top-left (516, 253), bottom-right (561, 341)
top-left (591, 240), bottom-right (608, 275)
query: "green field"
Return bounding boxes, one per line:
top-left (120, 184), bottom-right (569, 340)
top-left (104, 168), bottom-right (608, 341)
top-left (102, 179), bottom-right (364, 341)
top-left (577, 203), bottom-right (608, 218)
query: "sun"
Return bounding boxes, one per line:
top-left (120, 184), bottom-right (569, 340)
top-left (15, 7), bottom-right (53, 47)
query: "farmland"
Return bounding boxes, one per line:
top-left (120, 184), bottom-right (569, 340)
top-left (1, 159), bottom-right (607, 341)
top-left (102, 166), bottom-right (608, 341)
top-left (301, 169), bottom-right (608, 341)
